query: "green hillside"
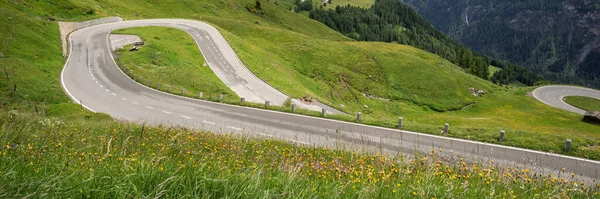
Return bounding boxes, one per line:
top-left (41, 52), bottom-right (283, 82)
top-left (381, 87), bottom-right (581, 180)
top-left (213, 19), bottom-right (494, 112)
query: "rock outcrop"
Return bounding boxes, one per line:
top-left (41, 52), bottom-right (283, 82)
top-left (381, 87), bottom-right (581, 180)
top-left (583, 111), bottom-right (600, 125)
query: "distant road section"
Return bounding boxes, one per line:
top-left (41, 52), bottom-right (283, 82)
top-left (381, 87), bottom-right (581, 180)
top-left (533, 85), bottom-right (600, 114)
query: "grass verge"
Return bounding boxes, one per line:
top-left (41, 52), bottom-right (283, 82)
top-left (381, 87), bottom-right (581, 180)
top-left (112, 27), bottom-right (238, 99)
top-left (564, 96), bottom-right (600, 112)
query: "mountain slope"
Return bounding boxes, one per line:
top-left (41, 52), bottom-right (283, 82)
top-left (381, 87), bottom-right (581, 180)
top-left (306, 0), bottom-right (543, 86)
top-left (401, 0), bottom-right (600, 88)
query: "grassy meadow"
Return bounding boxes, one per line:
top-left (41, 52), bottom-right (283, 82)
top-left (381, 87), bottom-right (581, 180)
top-left (113, 27), bottom-right (238, 99)
top-left (564, 96), bottom-right (600, 112)
top-left (1, 110), bottom-right (598, 198)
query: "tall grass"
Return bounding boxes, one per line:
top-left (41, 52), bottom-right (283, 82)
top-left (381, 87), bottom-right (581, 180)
top-left (1, 110), bottom-right (598, 198)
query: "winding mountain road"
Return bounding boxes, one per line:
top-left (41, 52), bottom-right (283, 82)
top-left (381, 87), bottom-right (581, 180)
top-left (61, 19), bottom-right (600, 182)
top-left (533, 85), bottom-right (600, 114)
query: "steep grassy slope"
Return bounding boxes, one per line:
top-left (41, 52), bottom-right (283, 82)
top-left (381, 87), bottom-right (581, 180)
top-left (0, 7), bottom-right (105, 120)
top-left (211, 17), bottom-right (494, 112)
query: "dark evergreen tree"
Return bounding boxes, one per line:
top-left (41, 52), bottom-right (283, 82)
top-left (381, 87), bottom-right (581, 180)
top-left (296, 0), bottom-right (313, 12)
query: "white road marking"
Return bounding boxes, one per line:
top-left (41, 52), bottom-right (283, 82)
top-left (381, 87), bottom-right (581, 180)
top-left (99, 85), bottom-right (103, 88)
top-left (111, 93), bottom-right (116, 96)
top-left (227, 126), bottom-right (243, 131)
top-left (181, 115), bottom-right (191, 119)
top-left (121, 97), bottom-right (127, 101)
top-left (132, 102), bottom-right (140, 105)
top-left (257, 132), bottom-right (272, 137)
top-left (145, 106), bottom-right (154, 110)
top-left (162, 110), bottom-right (172, 114)
top-left (290, 140), bottom-right (310, 145)
top-left (105, 89), bottom-right (110, 92)
top-left (202, 121), bottom-right (216, 125)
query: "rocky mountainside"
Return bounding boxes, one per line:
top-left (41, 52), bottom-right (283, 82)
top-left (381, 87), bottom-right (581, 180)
top-left (401, 0), bottom-right (600, 87)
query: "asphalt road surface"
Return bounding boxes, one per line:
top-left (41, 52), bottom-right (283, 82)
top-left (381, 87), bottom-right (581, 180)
top-left (533, 85), bottom-right (600, 114)
top-left (61, 19), bottom-right (600, 182)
